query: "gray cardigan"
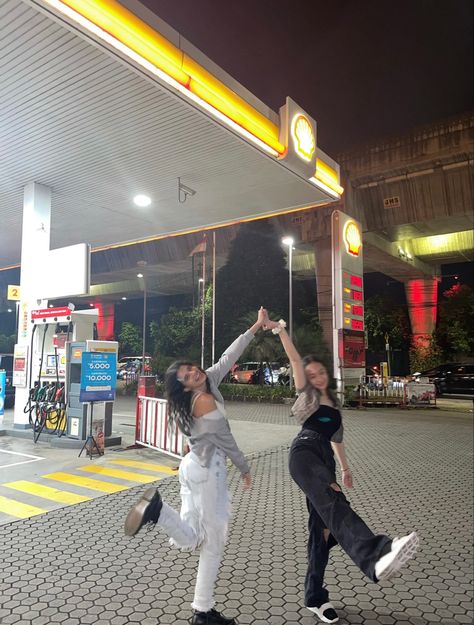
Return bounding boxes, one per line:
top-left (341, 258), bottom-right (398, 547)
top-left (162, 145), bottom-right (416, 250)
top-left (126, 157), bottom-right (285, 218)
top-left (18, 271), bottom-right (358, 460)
top-left (188, 330), bottom-right (254, 474)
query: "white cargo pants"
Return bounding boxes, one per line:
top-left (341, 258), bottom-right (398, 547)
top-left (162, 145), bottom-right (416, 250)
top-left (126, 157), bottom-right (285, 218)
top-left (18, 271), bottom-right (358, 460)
top-left (157, 449), bottom-right (230, 612)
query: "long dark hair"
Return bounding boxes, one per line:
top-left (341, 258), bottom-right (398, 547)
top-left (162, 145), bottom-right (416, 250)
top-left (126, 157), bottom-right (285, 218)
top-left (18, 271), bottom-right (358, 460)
top-left (164, 360), bottom-right (210, 436)
top-left (302, 355), bottom-right (340, 408)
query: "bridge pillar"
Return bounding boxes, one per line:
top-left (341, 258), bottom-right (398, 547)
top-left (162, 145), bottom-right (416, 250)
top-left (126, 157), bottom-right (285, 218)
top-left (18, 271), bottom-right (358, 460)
top-left (404, 278), bottom-right (438, 347)
top-left (96, 301), bottom-right (115, 340)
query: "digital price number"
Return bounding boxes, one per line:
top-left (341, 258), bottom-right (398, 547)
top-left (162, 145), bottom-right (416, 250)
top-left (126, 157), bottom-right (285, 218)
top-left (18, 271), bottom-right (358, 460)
top-left (340, 270), bottom-right (364, 333)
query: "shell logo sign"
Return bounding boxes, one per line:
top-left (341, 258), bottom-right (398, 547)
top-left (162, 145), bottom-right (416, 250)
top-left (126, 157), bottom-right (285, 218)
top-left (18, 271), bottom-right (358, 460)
top-left (344, 220), bottom-right (362, 256)
top-left (291, 114), bottom-right (315, 162)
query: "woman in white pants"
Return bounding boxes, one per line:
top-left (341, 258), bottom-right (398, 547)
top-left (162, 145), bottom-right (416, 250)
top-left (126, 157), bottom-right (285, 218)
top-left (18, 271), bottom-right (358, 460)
top-left (124, 308), bottom-right (267, 625)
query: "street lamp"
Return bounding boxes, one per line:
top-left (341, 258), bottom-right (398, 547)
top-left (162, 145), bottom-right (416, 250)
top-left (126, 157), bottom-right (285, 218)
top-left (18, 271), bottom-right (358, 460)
top-left (282, 236), bottom-right (294, 390)
top-left (137, 261), bottom-right (147, 375)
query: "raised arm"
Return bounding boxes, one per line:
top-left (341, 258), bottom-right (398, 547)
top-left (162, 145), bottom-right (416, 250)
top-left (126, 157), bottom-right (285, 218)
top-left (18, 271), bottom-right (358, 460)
top-left (206, 307), bottom-right (267, 385)
top-left (263, 317), bottom-right (306, 391)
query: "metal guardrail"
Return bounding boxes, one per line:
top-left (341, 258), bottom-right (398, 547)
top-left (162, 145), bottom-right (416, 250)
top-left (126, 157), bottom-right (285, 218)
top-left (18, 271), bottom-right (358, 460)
top-left (357, 376), bottom-right (436, 407)
top-left (135, 395), bottom-right (187, 458)
top-left (358, 375), bottom-right (406, 407)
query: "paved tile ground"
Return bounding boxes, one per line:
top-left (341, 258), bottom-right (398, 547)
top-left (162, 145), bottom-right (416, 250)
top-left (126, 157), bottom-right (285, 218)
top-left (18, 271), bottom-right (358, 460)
top-left (0, 405), bottom-right (473, 625)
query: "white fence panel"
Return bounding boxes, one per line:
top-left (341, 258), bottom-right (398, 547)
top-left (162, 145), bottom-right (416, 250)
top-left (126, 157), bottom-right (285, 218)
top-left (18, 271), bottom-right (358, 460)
top-left (136, 396), bottom-right (187, 459)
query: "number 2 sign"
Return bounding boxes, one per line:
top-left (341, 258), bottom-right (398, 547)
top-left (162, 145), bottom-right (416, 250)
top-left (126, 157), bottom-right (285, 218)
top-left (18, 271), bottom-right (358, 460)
top-left (7, 285), bottom-right (21, 301)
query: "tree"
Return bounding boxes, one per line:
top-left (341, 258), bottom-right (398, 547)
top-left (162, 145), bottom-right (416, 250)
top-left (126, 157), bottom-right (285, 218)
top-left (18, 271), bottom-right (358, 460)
top-left (292, 308), bottom-right (329, 361)
top-left (409, 334), bottom-right (443, 373)
top-left (364, 294), bottom-right (411, 352)
top-left (215, 220), bottom-right (288, 353)
top-left (152, 286), bottom-right (213, 372)
top-left (118, 322), bottom-right (142, 355)
top-left (436, 284), bottom-right (474, 359)
top-left (237, 311), bottom-right (284, 383)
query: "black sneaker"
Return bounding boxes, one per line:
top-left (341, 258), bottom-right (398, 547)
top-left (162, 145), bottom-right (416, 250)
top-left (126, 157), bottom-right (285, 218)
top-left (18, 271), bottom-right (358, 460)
top-left (124, 487), bottom-right (162, 536)
top-left (307, 602), bottom-right (339, 623)
top-left (190, 608), bottom-right (236, 625)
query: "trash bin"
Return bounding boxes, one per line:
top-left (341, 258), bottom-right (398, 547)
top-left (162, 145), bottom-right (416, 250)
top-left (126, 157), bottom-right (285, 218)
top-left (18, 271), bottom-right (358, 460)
top-left (138, 375), bottom-right (156, 398)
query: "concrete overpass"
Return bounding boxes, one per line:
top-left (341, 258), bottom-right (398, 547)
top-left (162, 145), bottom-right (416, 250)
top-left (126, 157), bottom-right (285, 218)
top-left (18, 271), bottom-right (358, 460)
top-left (299, 113), bottom-right (473, 349)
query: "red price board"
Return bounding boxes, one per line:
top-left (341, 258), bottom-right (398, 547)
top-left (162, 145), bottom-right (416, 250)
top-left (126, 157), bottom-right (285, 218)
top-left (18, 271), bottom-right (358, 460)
top-left (350, 275), bottom-right (363, 288)
top-left (351, 319), bottom-right (364, 331)
top-left (352, 305), bottom-right (364, 316)
top-left (352, 290), bottom-right (363, 301)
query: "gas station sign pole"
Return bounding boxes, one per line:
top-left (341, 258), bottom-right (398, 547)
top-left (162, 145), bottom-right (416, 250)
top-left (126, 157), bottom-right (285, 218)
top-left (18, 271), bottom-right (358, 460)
top-left (332, 210), bottom-right (365, 400)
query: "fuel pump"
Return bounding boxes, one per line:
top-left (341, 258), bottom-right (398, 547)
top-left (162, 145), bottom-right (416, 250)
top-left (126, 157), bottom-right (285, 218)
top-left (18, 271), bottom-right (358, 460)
top-left (19, 305), bottom-right (118, 445)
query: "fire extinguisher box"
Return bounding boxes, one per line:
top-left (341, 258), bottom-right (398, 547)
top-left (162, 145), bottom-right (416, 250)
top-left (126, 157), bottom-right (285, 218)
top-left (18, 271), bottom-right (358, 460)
top-left (138, 376), bottom-right (156, 398)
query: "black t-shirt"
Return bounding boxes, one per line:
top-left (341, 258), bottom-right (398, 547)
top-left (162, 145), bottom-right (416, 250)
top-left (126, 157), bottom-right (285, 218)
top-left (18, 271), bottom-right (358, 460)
top-left (302, 404), bottom-right (343, 441)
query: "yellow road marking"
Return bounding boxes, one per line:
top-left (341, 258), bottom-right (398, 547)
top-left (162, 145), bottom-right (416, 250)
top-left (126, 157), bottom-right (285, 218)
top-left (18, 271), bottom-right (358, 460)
top-left (4, 481), bottom-right (91, 505)
top-left (43, 472), bottom-right (126, 493)
top-left (78, 465), bottom-right (162, 484)
top-left (0, 495), bottom-right (47, 519)
top-left (108, 459), bottom-right (177, 475)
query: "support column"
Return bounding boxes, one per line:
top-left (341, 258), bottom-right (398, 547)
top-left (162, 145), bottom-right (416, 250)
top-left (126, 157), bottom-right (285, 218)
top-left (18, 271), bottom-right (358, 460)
top-left (96, 302), bottom-right (115, 340)
top-left (404, 278), bottom-right (438, 347)
top-left (314, 236), bottom-right (333, 358)
top-left (14, 183), bottom-right (51, 428)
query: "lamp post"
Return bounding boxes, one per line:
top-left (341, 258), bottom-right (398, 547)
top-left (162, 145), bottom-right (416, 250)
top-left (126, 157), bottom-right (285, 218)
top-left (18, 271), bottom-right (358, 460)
top-left (137, 261), bottom-right (147, 375)
top-left (282, 236), bottom-right (294, 390)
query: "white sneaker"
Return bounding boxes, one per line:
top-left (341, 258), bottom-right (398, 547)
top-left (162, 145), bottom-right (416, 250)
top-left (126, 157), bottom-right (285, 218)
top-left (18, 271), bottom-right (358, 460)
top-left (375, 532), bottom-right (419, 581)
top-left (307, 602), bottom-right (339, 623)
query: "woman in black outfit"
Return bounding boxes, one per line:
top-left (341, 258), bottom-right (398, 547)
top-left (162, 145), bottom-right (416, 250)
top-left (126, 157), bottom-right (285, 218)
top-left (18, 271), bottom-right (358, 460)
top-left (265, 316), bottom-right (418, 624)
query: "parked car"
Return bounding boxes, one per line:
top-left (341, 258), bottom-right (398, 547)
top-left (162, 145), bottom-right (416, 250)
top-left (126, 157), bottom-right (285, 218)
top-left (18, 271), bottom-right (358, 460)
top-left (232, 362), bottom-right (281, 384)
top-left (0, 354), bottom-right (14, 408)
top-left (415, 363), bottom-right (474, 395)
top-left (232, 362), bottom-right (260, 384)
top-left (117, 356), bottom-right (152, 375)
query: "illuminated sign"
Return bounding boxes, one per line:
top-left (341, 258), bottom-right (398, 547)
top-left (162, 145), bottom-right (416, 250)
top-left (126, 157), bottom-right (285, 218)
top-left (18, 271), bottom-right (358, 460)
top-left (291, 114), bottom-right (315, 162)
top-left (332, 210), bottom-right (365, 378)
top-left (344, 220), bottom-right (362, 257)
top-left (279, 97), bottom-right (317, 179)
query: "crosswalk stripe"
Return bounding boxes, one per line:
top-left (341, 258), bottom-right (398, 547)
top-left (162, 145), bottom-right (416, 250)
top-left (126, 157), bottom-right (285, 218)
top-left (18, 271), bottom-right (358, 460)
top-left (78, 465), bottom-right (162, 484)
top-left (108, 459), bottom-right (177, 475)
top-left (3, 481), bottom-right (91, 505)
top-left (43, 472), bottom-right (127, 493)
top-left (0, 495), bottom-right (47, 519)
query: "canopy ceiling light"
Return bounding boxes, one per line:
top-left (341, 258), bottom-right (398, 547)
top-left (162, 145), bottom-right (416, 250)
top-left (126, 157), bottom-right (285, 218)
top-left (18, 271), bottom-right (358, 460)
top-left (133, 194), bottom-right (152, 207)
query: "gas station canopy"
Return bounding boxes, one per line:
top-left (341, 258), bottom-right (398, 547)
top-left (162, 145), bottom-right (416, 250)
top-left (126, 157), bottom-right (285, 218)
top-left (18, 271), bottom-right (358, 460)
top-left (0, 0), bottom-right (342, 269)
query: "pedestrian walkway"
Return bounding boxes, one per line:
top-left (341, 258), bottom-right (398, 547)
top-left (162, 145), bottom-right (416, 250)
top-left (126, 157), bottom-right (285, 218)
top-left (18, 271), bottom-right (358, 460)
top-left (0, 404), bottom-right (472, 624)
top-left (0, 457), bottom-right (177, 523)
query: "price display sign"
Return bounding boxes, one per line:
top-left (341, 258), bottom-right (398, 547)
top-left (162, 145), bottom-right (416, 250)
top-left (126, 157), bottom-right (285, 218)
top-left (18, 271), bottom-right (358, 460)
top-left (80, 352), bottom-right (117, 403)
top-left (332, 210), bottom-right (365, 376)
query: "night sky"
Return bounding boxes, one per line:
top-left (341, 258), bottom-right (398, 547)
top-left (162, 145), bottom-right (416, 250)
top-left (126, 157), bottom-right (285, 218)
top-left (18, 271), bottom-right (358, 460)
top-left (140, 0), bottom-right (473, 154)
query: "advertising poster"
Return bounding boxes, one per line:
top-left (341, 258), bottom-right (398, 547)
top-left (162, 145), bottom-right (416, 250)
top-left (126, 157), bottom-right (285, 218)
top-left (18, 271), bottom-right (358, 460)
top-left (13, 345), bottom-right (28, 387)
top-left (80, 352), bottom-right (116, 403)
top-left (340, 330), bottom-right (366, 368)
top-left (91, 413), bottom-right (105, 454)
top-left (406, 382), bottom-right (436, 406)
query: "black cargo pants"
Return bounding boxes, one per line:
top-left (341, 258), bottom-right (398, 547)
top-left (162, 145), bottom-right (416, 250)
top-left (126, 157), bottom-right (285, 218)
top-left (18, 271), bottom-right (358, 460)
top-left (289, 429), bottom-right (391, 607)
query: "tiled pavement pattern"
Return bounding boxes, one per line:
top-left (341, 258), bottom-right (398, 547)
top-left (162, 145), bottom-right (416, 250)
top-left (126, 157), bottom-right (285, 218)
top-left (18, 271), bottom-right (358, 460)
top-left (225, 401), bottom-right (294, 425)
top-left (1, 406), bottom-right (473, 625)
